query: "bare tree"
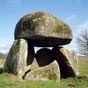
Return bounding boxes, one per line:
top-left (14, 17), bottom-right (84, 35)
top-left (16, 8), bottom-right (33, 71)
top-left (76, 29), bottom-right (88, 58)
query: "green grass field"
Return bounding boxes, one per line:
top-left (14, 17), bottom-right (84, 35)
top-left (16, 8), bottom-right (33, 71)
top-left (0, 58), bottom-right (88, 88)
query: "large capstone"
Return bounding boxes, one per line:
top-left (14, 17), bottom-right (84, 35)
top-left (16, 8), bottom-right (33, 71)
top-left (15, 12), bottom-right (73, 47)
top-left (52, 47), bottom-right (79, 78)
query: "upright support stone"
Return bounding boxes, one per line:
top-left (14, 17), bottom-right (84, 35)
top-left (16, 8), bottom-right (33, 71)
top-left (24, 60), bottom-right (60, 81)
top-left (4, 39), bottom-right (28, 78)
top-left (27, 44), bottom-right (35, 65)
top-left (52, 47), bottom-right (79, 78)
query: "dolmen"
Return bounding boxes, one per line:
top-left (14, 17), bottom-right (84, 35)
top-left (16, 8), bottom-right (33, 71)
top-left (4, 12), bottom-right (78, 81)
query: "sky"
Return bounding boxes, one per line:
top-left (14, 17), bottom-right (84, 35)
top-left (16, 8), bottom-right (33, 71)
top-left (0, 0), bottom-right (88, 53)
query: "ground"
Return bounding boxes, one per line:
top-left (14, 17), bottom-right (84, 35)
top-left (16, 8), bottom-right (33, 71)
top-left (0, 58), bottom-right (88, 88)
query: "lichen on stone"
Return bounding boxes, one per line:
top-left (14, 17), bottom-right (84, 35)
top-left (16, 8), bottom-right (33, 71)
top-left (13, 39), bottom-right (20, 53)
top-left (54, 23), bottom-right (71, 33)
top-left (54, 26), bottom-right (63, 33)
top-left (15, 12), bottom-right (73, 46)
top-left (48, 74), bottom-right (57, 80)
top-left (22, 12), bottom-right (44, 31)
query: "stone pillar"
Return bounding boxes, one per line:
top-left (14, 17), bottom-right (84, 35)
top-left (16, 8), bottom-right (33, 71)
top-left (52, 46), bottom-right (79, 78)
top-left (24, 60), bottom-right (60, 81)
top-left (4, 39), bottom-right (28, 78)
top-left (27, 44), bottom-right (35, 65)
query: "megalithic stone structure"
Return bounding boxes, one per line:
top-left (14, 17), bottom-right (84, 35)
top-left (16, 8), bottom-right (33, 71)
top-left (4, 11), bottom-right (78, 80)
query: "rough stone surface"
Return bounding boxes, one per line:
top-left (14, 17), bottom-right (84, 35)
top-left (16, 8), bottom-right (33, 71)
top-left (15, 12), bottom-right (73, 47)
top-left (4, 39), bottom-right (31, 78)
top-left (24, 60), bottom-right (60, 81)
top-left (35, 48), bottom-right (54, 67)
top-left (4, 11), bottom-right (77, 80)
top-left (27, 45), bottom-right (35, 65)
top-left (52, 47), bottom-right (79, 78)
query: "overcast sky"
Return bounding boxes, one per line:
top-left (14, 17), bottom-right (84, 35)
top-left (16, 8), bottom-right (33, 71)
top-left (0, 0), bottom-right (88, 53)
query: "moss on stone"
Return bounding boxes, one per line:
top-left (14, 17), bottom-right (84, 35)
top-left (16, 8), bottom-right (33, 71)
top-left (48, 74), bottom-right (57, 81)
top-left (6, 60), bottom-right (17, 75)
top-left (54, 23), bottom-right (70, 33)
top-left (54, 26), bottom-right (63, 33)
top-left (13, 39), bottom-right (20, 54)
top-left (31, 12), bottom-right (44, 19)
top-left (22, 12), bottom-right (44, 30)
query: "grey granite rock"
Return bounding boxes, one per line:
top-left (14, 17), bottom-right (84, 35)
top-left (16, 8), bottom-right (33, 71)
top-left (52, 47), bottom-right (79, 78)
top-left (24, 60), bottom-right (60, 81)
top-left (15, 12), bottom-right (73, 47)
top-left (4, 39), bottom-right (34, 78)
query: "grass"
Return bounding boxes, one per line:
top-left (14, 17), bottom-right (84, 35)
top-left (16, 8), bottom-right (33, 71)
top-left (78, 58), bottom-right (88, 75)
top-left (0, 58), bottom-right (88, 88)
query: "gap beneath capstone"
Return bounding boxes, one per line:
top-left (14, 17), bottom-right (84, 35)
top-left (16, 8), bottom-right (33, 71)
top-left (34, 47), bottom-right (53, 53)
top-left (24, 39), bottom-right (78, 79)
